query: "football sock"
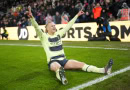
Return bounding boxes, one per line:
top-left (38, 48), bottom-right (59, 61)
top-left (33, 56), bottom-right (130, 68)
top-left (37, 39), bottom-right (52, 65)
top-left (56, 68), bottom-right (61, 81)
top-left (82, 64), bottom-right (105, 73)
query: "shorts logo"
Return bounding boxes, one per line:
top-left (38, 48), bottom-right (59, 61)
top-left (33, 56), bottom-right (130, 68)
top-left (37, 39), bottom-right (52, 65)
top-left (18, 27), bottom-right (29, 40)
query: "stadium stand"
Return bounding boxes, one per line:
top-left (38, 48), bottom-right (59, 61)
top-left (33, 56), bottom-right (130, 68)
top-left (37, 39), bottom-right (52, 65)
top-left (0, 0), bottom-right (129, 28)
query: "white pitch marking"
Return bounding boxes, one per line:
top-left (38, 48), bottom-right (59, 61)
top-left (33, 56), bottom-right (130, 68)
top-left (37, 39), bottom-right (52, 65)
top-left (0, 43), bottom-right (41, 47)
top-left (64, 46), bottom-right (128, 50)
top-left (0, 43), bottom-right (128, 50)
top-left (68, 66), bottom-right (130, 90)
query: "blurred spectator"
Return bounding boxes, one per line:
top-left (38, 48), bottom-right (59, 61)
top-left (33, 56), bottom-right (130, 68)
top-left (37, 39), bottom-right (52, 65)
top-left (82, 0), bottom-right (88, 12)
top-left (55, 1), bottom-right (64, 14)
top-left (75, 1), bottom-right (83, 11)
top-left (69, 5), bottom-right (78, 20)
top-left (96, 0), bottom-right (100, 3)
top-left (82, 11), bottom-right (92, 22)
top-left (87, 0), bottom-right (95, 5)
top-left (17, 20), bottom-right (22, 27)
top-left (64, 3), bottom-right (70, 13)
top-left (55, 1), bottom-right (61, 14)
top-left (53, 11), bottom-right (61, 24)
top-left (39, 12), bottom-right (46, 25)
top-left (27, 18), bottom-right (32, 26)
top-left (11, 19), bottom-right (17, 27)
top-left (21, 17), bottom-right (28, 27)
top-left (60, 1), bottom-right (65, 14)
top-left (46, 5), bottom-right (55, 16)
top-left (0, 20), bottom-right (5, 28)
top-left (109, 0), bottom-right (122, 19)
top-left (0, 27), bottom-right (8, 40)
top-left (46, 0), bottom-right (52, 6)
top-left (101, 8), bottom-right (109, 19)
top-left (117, 2), bottom-right (130, 20)
top-left (89, 14), bottom-right (95, 22)
top-left (93, 3), bottom-right (102, 19)
top-left (61, 11), bottom-right (69, 24)
top-left (45, 13), bottom-right (53, 24)
top-left (108, 13), bottom-right (116, 21)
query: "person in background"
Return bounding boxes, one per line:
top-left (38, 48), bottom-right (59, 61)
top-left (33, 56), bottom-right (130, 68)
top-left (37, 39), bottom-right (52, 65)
top-left (75, 1), bottom-right (83, 11)
top-left (117, 2), bottom-right (130, 21)
top-left (108, 13), bottom-right (116, 21)
top-left (92, 3), bottom-right (102, 20)
top-left (45, 13), bottom-right (53, 24)
top-left (69, 4), bottom-right (78, 20)
top-left (61, 11), bottom-right (69, 24)
top-left (53, 11), bottom-right (61, 24)
top-left (83, 11), bottom-right (92, 22)
top-left (83, 0), bottom-right (89, 11)
top-left (0, 27), bottom-right (9, 40)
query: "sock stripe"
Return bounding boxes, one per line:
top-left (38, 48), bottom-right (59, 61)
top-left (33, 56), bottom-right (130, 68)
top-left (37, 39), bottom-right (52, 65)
top-left (86, 65), bottom-right (90, 71)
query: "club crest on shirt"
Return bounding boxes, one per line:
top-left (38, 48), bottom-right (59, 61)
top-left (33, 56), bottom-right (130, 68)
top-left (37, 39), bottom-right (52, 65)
top-left (48, 35), bottom-right (62, 46)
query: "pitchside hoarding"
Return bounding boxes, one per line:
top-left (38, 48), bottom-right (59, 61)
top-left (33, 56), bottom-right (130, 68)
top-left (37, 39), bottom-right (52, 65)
top-left (0, 21), bottom-right (130, 42)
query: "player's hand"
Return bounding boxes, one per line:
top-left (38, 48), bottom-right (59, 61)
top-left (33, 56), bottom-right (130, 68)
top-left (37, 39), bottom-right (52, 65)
top-left (27, 6), bottom-right (33, 18)
top-left (77, 9), bottom-right (84, 17)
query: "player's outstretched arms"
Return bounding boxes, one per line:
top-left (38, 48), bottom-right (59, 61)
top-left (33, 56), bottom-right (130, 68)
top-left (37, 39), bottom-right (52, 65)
top-left (58, 10), bottom-right (84, 37)
top-left (27, 6), bottom-right (43, 39)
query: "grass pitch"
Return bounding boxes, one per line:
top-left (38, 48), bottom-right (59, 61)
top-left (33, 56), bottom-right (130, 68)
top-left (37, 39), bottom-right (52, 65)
top-left (0, 40), bottom-right (130, 90)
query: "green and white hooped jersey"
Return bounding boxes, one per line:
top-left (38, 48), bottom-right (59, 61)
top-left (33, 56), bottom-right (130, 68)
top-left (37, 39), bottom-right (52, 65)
top-left (30, 15), bottom-right (78, 63)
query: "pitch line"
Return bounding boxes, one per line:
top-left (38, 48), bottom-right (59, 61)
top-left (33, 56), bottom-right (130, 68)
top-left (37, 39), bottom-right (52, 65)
top-left (65, 46), bottom-right (128, 50)
top-left (68, 66), bottom-right (130, 90)
top-left (0, 43), bottom-right (128, 50)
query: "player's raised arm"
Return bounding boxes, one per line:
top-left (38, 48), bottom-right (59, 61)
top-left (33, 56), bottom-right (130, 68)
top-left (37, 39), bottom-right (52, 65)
top-left (58, 9), bottom-right (84, 37)
top-left (27, 6), bottom-right (43, 39)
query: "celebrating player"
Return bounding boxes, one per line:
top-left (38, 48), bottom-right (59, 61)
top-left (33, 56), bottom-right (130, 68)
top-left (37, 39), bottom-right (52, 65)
top-left (27, 6), bottom-right (113, 85)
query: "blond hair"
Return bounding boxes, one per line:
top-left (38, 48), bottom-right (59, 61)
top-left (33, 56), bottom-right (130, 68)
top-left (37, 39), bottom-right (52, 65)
top-left (45, 20), bottom-right (52, 33)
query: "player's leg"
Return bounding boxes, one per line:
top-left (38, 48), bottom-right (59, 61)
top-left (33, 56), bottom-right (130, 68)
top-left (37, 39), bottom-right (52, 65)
top-left (50, 61), bottom-right (68, 85)
top-left (0, 34), bottom-right (1, 40)
top-left (64, 59), bottom-right (113, 74)
top-left (64, 60), bottom-right (104, 73)
top-left (64, 60), bottom-right (85, 70)
top-left (1, 34), bottom-right (4, 40)
top-left (6, 35), bottom-right (8, 40)
top-left (50, 62), bottom-right (61, 72)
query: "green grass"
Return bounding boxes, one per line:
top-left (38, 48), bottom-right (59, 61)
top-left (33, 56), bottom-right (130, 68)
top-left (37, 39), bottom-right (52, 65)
top-left (0, 40), bottom-right (130, 90)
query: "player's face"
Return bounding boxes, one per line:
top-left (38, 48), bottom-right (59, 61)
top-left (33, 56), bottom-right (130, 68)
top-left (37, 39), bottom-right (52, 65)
top-left (47, 22), bottom-right (57, 35)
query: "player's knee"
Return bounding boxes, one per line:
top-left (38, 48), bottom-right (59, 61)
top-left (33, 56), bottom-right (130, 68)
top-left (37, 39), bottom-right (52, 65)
top-left (50, 62), bottom-right (61, 71)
